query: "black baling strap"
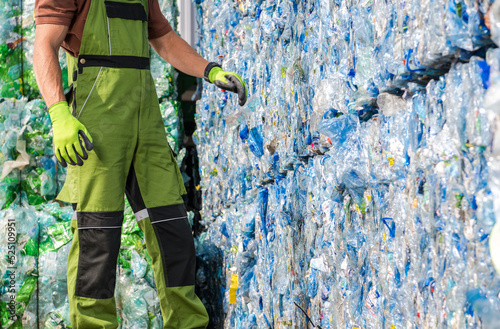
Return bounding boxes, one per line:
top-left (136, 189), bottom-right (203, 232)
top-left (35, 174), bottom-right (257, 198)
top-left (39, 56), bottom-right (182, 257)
top-left (105, 1), bottom-right (147, 21)
top-left (77, 55), bottom-right (150, 73)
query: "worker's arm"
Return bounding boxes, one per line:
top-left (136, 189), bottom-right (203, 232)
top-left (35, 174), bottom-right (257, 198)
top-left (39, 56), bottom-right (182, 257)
top-left (33, 24), bottom-right (68, 108)
top-left (150, 30), bottom-right (247, 105)
top-left (149, 30), bottom-right (209, 78)
top-left (33, 24), bottom-right (93, 167)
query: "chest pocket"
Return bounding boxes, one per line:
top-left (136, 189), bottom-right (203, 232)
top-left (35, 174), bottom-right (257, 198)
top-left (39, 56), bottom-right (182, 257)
top-left (104, 1), bottom-right (149, 57)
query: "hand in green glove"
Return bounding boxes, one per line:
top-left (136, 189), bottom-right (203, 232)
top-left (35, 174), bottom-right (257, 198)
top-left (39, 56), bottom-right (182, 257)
top-left (206, 63), bottom-right (247, 106)
top-left (48, 101), bottom-right (94, 167)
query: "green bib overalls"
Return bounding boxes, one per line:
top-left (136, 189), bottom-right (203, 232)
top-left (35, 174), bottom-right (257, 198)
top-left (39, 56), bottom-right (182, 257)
top-left (58, 0), bottom-right (209, 327)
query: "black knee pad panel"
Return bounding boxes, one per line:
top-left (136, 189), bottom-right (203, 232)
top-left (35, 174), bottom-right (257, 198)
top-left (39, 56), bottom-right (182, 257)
top-left (150, 205), bottom-right (196, 287)
top-left (75, 211), bottom-right (123, 299)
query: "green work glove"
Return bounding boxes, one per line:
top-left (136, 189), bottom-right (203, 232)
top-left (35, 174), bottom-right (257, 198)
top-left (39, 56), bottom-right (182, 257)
top-left (205, 63), bottom-right (247, 106)
top-left (48, 101), bottom-right (94, 167)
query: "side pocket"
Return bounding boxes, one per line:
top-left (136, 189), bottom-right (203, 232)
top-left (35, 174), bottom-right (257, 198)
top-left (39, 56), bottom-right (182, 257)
top-left (64, 84), bottom-right (78, 116)
top-left (72, 87), bottom-right (77, 116)
top-left (70, 87), bottom-right (77, 116)
top-left (166, 143), bottom-right (187, 196)
top-left (75, 67), bottom-right (103, 119)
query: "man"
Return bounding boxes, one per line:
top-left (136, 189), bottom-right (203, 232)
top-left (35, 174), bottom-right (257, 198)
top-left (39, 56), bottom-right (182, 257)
top-left (33, 0), bottom-right (246, 327)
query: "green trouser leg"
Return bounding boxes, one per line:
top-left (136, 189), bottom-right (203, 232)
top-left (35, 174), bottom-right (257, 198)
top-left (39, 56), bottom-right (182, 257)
top-left (137, 217), bottom-right (209, 329)
top-left (68, 214), bottom-right (123, 329)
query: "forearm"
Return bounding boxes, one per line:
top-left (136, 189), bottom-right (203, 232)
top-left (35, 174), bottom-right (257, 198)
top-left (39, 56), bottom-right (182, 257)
top-left (150, 30), bottom-right (247, 106)
top-left (150, 31), bottom-right (209, 78)
top-left (33, 25), bottom-right (68, 108)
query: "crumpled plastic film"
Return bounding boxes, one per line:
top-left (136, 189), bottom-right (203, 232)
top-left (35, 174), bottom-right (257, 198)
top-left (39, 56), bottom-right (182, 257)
top-left (194, 0), bottom-right (500, 327)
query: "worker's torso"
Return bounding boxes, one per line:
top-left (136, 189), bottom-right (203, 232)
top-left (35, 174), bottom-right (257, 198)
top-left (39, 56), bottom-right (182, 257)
top-left (49, 0), bottom-right (168, 57)
top-left (66, 0), bottom-right (155, 117)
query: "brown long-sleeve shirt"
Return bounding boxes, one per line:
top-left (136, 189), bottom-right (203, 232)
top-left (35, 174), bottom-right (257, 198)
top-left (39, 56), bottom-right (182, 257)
top-left (35, 0), bottom-right (173, 57)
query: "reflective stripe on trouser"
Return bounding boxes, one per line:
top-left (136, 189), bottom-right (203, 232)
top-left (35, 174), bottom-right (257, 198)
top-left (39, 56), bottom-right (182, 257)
top-left (58, 0), bottom-right (209, 326)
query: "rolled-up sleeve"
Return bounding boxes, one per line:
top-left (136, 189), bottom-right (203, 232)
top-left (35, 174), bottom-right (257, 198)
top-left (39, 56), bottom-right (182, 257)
top-left (35, 0), bottom-right (77, 26)
top-left (148, 0), bottom-right (173, 39)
